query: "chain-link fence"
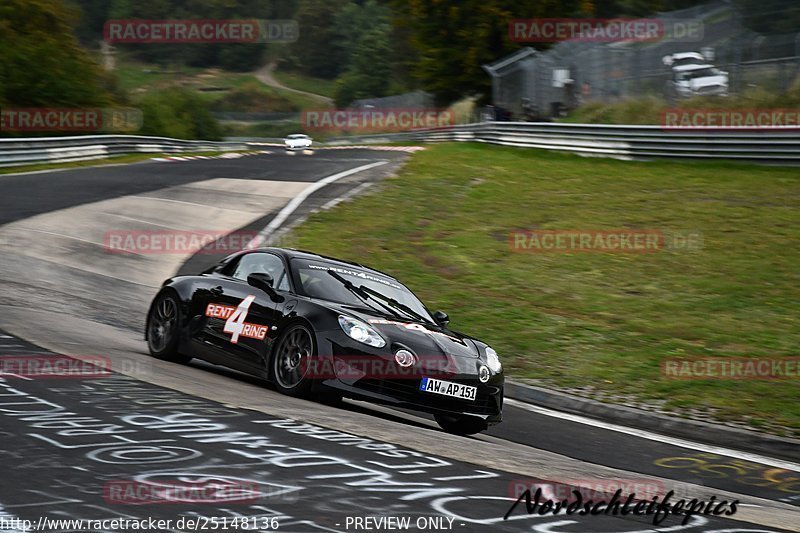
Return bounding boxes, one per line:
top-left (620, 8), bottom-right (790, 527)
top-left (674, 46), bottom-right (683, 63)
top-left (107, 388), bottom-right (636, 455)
top-left (484, 0), bottom-right (800, 119)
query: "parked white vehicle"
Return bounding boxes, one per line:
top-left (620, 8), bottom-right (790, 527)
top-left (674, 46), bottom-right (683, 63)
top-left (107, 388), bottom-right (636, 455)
top-left (284, 133), bottom-right (313, 151)
top-left (662, 52), bottom-right (706, 68)
top-left (670, 63), bottom-right (729, 97)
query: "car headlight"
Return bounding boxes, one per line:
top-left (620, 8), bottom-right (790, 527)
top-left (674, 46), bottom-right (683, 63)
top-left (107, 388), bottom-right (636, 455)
top-left (485, 346), bottom-right (502, 373)
top-left (338, 315), bottom-right (386, 348)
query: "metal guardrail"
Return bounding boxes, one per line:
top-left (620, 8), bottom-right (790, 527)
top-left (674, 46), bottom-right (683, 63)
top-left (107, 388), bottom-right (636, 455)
top-left (327, 122), bottom-right (800, 163)
top-left (3, 125), bottom-right (799, 168)
top-left (0, 134), bottom-right (247, 168)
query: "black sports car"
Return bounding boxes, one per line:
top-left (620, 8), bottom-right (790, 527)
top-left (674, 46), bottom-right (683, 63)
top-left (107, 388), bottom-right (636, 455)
top-left (145, 248), bottom-right (503, 435)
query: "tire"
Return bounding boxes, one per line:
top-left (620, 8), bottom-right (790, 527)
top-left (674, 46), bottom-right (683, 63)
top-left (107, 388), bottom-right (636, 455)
top-left (434, 413), bottom-right (487, 436)
top-left (271, 323), bottom-right (316, 397)
top-left (147, 292), bottom-right (190, 363)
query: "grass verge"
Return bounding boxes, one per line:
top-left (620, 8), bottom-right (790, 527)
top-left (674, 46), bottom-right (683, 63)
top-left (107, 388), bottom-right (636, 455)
top-left (284, 143), bottom-right (800, 436)
top-left (272, 69), bottom-right (336, 99)
top-left (563, 79), bottom-right (800, 125)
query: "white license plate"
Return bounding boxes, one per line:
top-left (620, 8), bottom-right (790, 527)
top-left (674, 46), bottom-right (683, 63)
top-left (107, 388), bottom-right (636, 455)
top-left (419, 377), bottom-right (476, 401)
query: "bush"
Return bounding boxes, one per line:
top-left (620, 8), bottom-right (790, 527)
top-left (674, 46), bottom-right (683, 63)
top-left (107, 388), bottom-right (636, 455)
top-left (211, 82), bottom-right (296, 113)
top-left (563, 77), bottom-right (800, 125)
top-left (137, 88), bottom-right (222, 140)
top-left (562, 96), bottom-right (668, 124)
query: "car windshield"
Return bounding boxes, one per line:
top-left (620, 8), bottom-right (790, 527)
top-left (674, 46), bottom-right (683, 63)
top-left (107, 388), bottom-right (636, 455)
top-left (687, 67), bottom-right (720, 79)
top-left (672, 57), bottom-right (703, 67)
top-left (291, 259), bottom-right (432, 321)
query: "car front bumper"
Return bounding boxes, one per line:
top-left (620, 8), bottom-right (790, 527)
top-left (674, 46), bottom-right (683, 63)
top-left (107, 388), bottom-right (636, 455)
top-left (312, 331), bottom-right (504, 425)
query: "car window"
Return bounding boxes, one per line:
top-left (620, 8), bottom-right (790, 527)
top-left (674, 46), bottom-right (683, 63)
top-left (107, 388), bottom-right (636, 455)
top-left (230, 253), bottom-right (289, 291)
top-left (688, 67), bottom-right (718, 78)
top-left (290, 259), bottom-right (432, 320)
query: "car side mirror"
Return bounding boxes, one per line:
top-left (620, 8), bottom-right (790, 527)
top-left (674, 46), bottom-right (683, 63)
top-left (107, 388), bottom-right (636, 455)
top-left (432, 310), bottom-right (449, 326)
top-left (247, 273), bottom-right (284, 303)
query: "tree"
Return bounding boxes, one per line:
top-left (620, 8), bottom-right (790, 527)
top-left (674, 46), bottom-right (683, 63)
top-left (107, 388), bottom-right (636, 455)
top-left (332, 1), bottom-right (394, 106)
top-left (388, 0), bottom-right (554, 104)
top-left (734, 0), bottom-right (800, 35)
top-left (72, 0), bottom-right (276, 70)
top-left (290, 0), bottom-right (349, 79)
top-left (334, 24), bottom-right (394, 106)
top-left (0, 0), bottom-right (113, 107)
top-left (138, 87), bottom-right (222, 139)
top-left (387, 0), bottom-right (713, 104)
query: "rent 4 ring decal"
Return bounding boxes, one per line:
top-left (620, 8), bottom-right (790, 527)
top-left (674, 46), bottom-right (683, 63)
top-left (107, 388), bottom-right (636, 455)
top-left (205, 295), bottom-right (268, 343)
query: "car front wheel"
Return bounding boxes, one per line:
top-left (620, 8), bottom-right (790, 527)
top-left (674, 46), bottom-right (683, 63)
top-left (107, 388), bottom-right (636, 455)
top-left (147, 293), bottom-right (190, 363)
top-left (272, 324), bottom-right (316, 397)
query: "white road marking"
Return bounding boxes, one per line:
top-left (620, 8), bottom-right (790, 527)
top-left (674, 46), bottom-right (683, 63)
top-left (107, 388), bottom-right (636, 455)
top-left (0, 373), bottom-right (32, 380)
top-left (0, 160), bottom-right (155, 178)
top-left (128, 195), bottom-right (245, 210)
top-left (102, 212), bottom-right (177, 229)
top-left (505, 398), bottom-right (800, 471)
top-left (15, 227), bottom-right (117, 251)
top-left (247, 160), bottom-right (389, 248)
top-left (320, 181), bottom-right (374, 211)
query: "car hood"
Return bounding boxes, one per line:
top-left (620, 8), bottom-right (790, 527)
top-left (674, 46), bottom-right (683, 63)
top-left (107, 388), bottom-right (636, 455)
top-left (334, 304), bottom-right (480, 360)
top-left (690, 75), bottom-right (727, 89)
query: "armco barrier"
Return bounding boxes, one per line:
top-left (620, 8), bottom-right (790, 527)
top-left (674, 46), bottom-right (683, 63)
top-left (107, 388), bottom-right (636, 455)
top-left (3, 125), bottom-right (799, 167)
top-left (0, 134), bottom-right (248, 168)
top-left (326, 122), bottom-right (800, 163)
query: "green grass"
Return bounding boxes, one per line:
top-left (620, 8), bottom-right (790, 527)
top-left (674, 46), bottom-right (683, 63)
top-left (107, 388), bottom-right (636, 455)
top-left (114, 60), bottom-right (205, 93)
top-left (563, 78), bottom-right (800, 124)
top-left (115, 58), bottom-right (318, 111)
top-left (271, 86), bottom-right (327, 111)
top-left (272, 69), bottom-right (336, 99)
top-left (284, 143), bottom-right (800, 436)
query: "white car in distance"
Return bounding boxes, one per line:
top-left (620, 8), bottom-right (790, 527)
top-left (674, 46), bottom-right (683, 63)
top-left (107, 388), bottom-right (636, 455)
top-left (284, 134), bottom-right (313, 152)
top-left (670, 64), bottom-right (729, 97)
top-left (663, 52), bottom-right (729, 98)
top-left (663, 52), bottom-right (706, 68)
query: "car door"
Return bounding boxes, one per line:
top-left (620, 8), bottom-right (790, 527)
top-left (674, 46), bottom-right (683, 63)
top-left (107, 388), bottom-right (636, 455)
top-left (202, 252), bottom-right (290, 372)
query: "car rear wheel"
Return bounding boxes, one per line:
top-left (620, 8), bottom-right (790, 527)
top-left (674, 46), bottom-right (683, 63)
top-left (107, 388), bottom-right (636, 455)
top-left (147, 293), bottom-right (190, 363)
top-left (272, 324), bottom-right (315, 397)
top-left (434, 413), bottom-right (487, 436)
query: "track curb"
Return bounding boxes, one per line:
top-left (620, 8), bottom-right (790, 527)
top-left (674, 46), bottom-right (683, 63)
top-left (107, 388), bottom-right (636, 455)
top-left (505, 381), bottom-right (800, 463)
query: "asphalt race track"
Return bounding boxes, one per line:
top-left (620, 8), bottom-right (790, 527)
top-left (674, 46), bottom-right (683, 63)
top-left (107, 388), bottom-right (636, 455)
top-left (0, 148), bottom-right (797, 533)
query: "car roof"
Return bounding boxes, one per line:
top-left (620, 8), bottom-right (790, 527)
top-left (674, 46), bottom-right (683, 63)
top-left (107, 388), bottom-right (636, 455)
top-left (673, 63), bottom-right (714, 72)
top-left (247, 247), bottom-right (400, 281)
top-left (287, 133), bottom-right (310, 138)
top-left (671, 52), bottom-right (705, 60)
